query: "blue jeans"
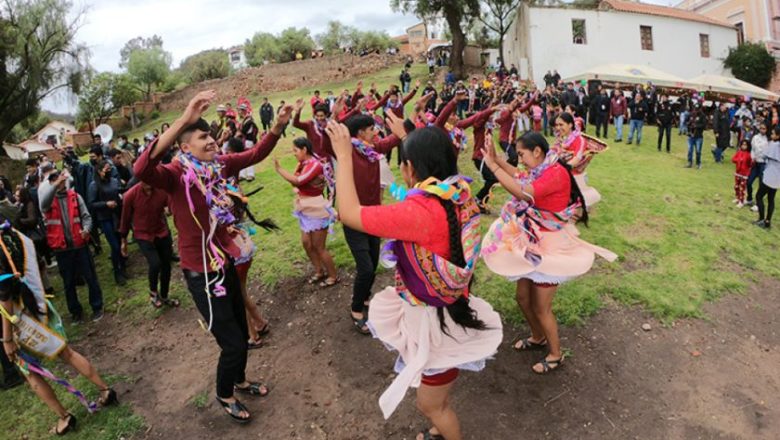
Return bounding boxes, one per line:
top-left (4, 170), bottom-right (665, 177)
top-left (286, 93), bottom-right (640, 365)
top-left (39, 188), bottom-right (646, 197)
top-left (627, 119), bottom-right (644, 144)
top-left (457, 100), bottom-right (468, 119)
top-left (99, 218), bottom-right (125, 275)
top-left (56, 247), bottom-right (104, 317)
top-left (687, 136), bottom-right (703, 165)
top-left (613, 115), bottom-right (624, 141)
top-left (402, 81), bottom-right (410, 94)
top-left (679, 111), bottom-right (688, 135)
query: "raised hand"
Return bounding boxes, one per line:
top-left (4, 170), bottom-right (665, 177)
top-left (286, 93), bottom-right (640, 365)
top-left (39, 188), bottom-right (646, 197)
top-left (325, 121), bottom-right (352, 159)
top-left (276, 104), bottom-right (294, 126)
top-left (414, 79), bottom-right (421, 89)
top-left (294, 98), bottom-right (305, 113)
top-left (385, 112), bottom-right (407, 140)
top-left (481, 135), bottom-right (499, 169)
top-left (182, 90), bottom-right (217, 125)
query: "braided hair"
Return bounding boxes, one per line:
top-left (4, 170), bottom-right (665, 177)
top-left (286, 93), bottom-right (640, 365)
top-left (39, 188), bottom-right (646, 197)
top-left (400, 127), bottom-right (486, 334)
top-left (0, 230), bottom-right (44, 318)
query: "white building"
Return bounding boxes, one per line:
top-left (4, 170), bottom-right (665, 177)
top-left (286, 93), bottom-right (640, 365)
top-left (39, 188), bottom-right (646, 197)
top-left (503, 0), bottom-right (738, 86)
top-left (32, 121), bottom-right (77, 146)
top-left (228, 46), bottom-right (248, 70)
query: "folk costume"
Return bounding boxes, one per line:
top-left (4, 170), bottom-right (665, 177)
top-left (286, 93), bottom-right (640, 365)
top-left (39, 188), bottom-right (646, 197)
top-left (482, 151), bottom-right (616, 285)
top-left (291, 158), bottom-right (336, 233)
top-left (365, 177), bottom-right (502, 419)
top-left (552, 130), bottom-right (607, 208)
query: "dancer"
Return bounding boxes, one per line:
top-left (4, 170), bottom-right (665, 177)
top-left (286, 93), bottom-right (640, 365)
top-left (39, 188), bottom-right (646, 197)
top-left (328, 122), bottom-right (502, 440)
top-left (0, 225), bottom-right (117, 435)
top-left (274, 138), bottom-right (338, 287)
top-left (238, 101), bottom-right (258, 182)
top-left (321, 112), bottom-right (407, 334)
top-left (119, 181), bottom-right (178, 309)
top-left (134, 90), bottom-right (291, 423)
top-left (481, 132), bottom-right (616, 374)
top-left (552, 112), bottom-right (606, 208)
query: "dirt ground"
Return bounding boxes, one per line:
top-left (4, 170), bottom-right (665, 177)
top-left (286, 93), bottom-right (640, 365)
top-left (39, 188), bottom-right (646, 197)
top-left (77, 264), bottom-right (779, 440)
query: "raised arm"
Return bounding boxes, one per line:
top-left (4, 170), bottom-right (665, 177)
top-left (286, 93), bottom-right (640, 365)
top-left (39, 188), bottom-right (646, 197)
top-left (292, 99), bottom-right (310, 131)
top-left (373, 112), bottom-right (409, 154)
top-left (480, 138), bottom-right (533, 201)
top-left (328, 122), bottom-right (365, 232)
top-left (457, 105), bottom-right (495, 130)
top-left (402, 81), bottom-right (420, 105)
top-left (434, 96), bottom-right (458, 129)
top-left (222, 105), bottom-right (293, 175)
top-left (367, 92), bottom-right (389, 112)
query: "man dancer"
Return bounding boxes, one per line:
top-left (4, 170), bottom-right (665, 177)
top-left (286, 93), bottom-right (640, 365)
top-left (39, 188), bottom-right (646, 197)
top-left (134, 90), bottom-right (293, 423)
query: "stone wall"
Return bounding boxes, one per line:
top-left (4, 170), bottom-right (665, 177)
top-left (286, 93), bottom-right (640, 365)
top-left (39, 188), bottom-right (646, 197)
top-left (159, 53), bottom-right (403, 112)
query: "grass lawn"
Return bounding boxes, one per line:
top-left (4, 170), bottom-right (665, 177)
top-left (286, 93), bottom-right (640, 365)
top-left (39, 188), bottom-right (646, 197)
top-left (1, 61), bottom-right (777, 438)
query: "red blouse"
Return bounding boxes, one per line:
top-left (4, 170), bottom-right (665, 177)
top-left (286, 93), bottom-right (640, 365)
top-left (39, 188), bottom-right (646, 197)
top-left (361, 195), bottom-right (451, 259)
top-left (294, 159), bottom-right (326, 197)
top-left (531, 163), bottom-right (571, 213)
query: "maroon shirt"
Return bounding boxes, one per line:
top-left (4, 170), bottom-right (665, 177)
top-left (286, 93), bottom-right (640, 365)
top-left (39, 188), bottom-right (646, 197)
top-left (293, 114), bottom-right (330, 158)
top-left (133, 133), bottom-right (280, 272)
top-left (119, 183), bottom-right (170, 241)
top-left (322, 134), bottom-right (401, 206)
top-left (470, 109), bottom-right (497, 161)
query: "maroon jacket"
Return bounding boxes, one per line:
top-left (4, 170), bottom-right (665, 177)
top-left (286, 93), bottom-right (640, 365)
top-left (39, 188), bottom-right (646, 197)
top-left (610, 95), bottom-right (628, 117)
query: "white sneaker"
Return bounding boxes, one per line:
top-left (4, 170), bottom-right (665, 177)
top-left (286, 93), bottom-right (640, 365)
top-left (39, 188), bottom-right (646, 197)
top-left (736, 202), bottom-right (744, 208)
top-left (751, 205), bottom-right (759, 212)
top-left (732, 199), bottom-right (739, 204)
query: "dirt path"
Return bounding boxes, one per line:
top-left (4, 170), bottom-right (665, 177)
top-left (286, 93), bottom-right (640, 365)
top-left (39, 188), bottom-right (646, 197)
top-left (77, 268), bottom-right (779, 439)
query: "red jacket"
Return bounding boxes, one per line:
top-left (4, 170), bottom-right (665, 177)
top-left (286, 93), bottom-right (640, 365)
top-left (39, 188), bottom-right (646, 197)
top-left (45, 190), bottom-right (88, 251)
top-left (732, 150), bottom-right (753, 176)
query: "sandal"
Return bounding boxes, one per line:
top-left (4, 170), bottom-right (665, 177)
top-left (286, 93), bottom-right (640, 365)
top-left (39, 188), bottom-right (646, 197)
top-left (53, 413), bottom-right (77, 436)
top-left (215, 397), bottom-right (251, 424)
top-left (307, 273), bottom-right (326, 284)
top-left (234, 382), bottom-right (270, 397)
top-left (512, 336), bottom-right (547, 351)
top-left (98, 388), bottom-right (118, 407)
top-left (248, 322), bottom-right (271, 349)
top-left (351, 314), bottom-right (371, 335)
top-left (161, 297), bottom-right (180, 307)
top-left (149, 292), bottom-right (162, 309)
top-left (256, 322), bottom-right (270, 337)
top-left (532, 356), bottom-right (564, 374)
top-left (418, 428), bottom-right (445, 440)
top-left (319, 277), bottom-right (339, 288)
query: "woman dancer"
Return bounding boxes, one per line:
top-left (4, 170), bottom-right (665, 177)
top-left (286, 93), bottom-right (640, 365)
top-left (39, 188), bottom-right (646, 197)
top-left (0, 225), bottom-right (117, 435)
top-left (754, 126), bottom-right (780, 229)
top-left (481, 132), bottom-right (616, 374)
top-left (274, 138), bottom-right (338, 287)
top-left (329, 122), bottom-right (502, 440)
top-left (552, 112), bottom-right (605, 208)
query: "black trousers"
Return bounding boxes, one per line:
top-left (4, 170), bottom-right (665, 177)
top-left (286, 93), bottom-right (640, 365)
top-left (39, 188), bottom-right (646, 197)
top-left (343, 225), bottom-right (380, 313)
top-left (0, 325), bottom-right (20, 382)
top-left (595, 113), bottom-right (609, 138)
top-left (756, 182), bottom-right (777, 224)
top-left (137, 234), bottom-right (173, 298)
top-left (184, 263), bottom-right (248, 398)
top-left (261, 120), bottom-right (271, 131)
top-left (56, 247), bottom-right (104, 317)
top-left (499, 141), bottom-right (519, 167)
top-left (657, 124), bottom-right (672, 152)
top-left (473, 159), bottom-right (498, 205)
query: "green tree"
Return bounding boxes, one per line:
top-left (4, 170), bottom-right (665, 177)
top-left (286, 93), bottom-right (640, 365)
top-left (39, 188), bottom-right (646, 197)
top-left (723, 42), bottom-right (777, 88)
top-left (244, 32), bottom-right (282, 66)
top-left (317, 21), bottom-right (350, 54)
top-left (391, 0), bottom-right (480, 78)
top-left (127, 47), bottom-right (172, 100)
top-left (278, 27), bottom-right (316, 61)
top-left (6, 111), bottom-right (52, 144)
top-left (76, 72), bottom-right (140, 130)
top-left (119, 34), bottom-right (163, 68)
top-left (179, 49), bottom-right (231, 84)
top-left (0, 0), bottom-right (89, 148)
top-left (478, 0), bottom-right (522, 65)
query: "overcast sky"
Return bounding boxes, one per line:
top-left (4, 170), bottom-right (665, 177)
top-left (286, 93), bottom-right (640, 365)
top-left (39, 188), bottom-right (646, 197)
top-left (42, 0), bottom-right (676, 113)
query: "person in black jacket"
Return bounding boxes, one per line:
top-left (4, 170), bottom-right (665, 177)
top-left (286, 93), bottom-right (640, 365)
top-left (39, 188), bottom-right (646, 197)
top-left (627, 94), bottom-right (649, 145)
top-left (88, 160), bottom-right (127, 285)
top-left (712, 102), bottom-right (731, 163)
top-left (259, 98), bottom-right (274, 133)
top-left (656, 95), bottom-right (674, 152)
top-left (686, 103), bottom-right (707, 169)
top-left (594, 88), bottom-right (610, 138)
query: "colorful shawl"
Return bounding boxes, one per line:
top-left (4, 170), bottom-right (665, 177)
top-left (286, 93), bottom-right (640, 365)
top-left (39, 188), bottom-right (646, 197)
top-left (481, 153), bottom-right (580, 265)
top-left (351, 138), bottom-right (384, 163)
top-left (445, 123), bottom-right (468, 153)
top-left (381, 176), bottom-right (481, 308)
top-left (178, 153), bottom-right (234, 298)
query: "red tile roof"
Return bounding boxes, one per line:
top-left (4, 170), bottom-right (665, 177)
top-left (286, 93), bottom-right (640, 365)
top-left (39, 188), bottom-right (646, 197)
top-left (599, 0), bottom-right (734, 28)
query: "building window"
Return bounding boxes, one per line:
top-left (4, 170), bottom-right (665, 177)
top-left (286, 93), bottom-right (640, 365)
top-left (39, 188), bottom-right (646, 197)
top-left (410, 30), bottom-right (423, 38)
top-left (699, 34), bottom-right (710, 58)
top-left (640, 25), bottom-right (653, 51)
top-left (571, 19), bottom-right (587, 44)
top-left (230, 52), bottom-right (241, 62)
top-left (735, 22), bottom-right (745, 45)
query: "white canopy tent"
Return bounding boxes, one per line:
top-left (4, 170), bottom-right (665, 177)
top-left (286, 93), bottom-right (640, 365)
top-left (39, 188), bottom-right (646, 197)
top-left (563, 63), bottom-right (693, 89)
top-left (687, 74), bottom-right (779, 102)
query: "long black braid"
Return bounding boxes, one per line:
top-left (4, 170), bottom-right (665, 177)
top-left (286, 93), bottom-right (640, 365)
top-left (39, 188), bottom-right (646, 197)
top-left (556, 159), bottom-right (589, 226)
top-left (0, 231), bottom-right (44, 318)
top-left (227, 187), bottom-right (280, 232)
